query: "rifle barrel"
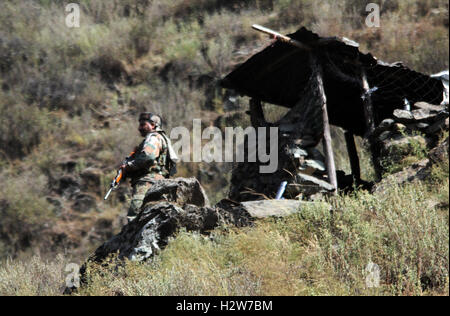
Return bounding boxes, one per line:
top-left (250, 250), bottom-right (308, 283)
top-left (104, 187), bottom-right (113, 200)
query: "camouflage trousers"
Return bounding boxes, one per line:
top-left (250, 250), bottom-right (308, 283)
top-left (127, 181), bottom-right (153, 222)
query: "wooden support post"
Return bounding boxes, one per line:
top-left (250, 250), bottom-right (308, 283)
top-left (361, 69), bottom-right (376, 135)
top-left (312, 56), bottom-right (338, 195)
top-left (361, 68), bottom-right (382, 180)
top-left (344, 131), bottom-right (361, 183)
top-left (249, 98), bottom-right (267, 127)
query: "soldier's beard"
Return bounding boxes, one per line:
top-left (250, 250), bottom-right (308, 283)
top-left (139, 128), bottom-right (154, 137)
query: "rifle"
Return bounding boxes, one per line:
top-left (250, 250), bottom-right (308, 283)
top-left (104, 151), bottom-right (135, 200)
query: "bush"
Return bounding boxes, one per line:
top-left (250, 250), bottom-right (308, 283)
top-left (0, 93), bottom-right (56, 159)
top-left (0, 255), bottom-right (67, 296)
top-left (0, 168), bottom-right (56, 259)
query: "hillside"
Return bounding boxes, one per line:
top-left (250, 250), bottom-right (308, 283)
top-left (0, 0), bottom-right (448, 296)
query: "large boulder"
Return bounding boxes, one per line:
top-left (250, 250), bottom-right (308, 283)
top-left (87, 202), bottom-right (221, 262)
top-left (80, 178), bottom-right (251, 265)
top-left (143, 177), bottom-right (210, 208)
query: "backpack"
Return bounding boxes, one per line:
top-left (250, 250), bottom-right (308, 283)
top-left (156, 131), bottom-right (179, 177)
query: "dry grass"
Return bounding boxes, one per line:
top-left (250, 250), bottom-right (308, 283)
top-left (1, 158), bottom-right (446, 296)
top-left (78, 159), bottom-right (450, 296)
top-left (0, 0), bottom-right (448, 295)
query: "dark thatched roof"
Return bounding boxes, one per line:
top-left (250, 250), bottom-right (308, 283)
top-left (221, 27), bottom-right (444, 136)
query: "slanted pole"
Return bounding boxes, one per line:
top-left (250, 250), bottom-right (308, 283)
top-left (344, 131), bottom-right (361, 182)
top-left (312, 56), bottom-right (338, 195)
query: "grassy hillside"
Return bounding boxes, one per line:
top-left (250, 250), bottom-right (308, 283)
top-left (1, 156), bottom-right (447, 296)
top-left (0, 0), bottom-right (448, 295)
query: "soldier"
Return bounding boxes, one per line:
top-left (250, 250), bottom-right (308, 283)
top-left (120, 112), bottom-right (170, 222)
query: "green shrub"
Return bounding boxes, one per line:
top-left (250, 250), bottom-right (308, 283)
top-left (0, 93), bottom-right (56, 159)
top-left (0, 167), bottom-right (56, 259)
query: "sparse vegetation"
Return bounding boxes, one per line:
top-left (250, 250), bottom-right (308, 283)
top-left (0, 0), bottom-right (448, 296)
top-left (0, 158), bottom-right (447, 296)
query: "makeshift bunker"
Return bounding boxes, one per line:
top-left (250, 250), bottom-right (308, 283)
top-left (221, 26), bottom-right (447, 201)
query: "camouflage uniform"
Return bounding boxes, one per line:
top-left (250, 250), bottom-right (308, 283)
top-left (126, 132), bottom-right (169, 221)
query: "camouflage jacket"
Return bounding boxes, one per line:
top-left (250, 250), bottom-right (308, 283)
top-left (126, 132), bottom-right (169, 184)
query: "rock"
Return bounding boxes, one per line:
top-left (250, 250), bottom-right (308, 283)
top-left (415, 122), bottom-right (430, 130)
top-left (373, 119), bottom-right (395, 136)
top-left (288, 146), bottom-right (308, 158)
top-left (411, 108), bottom-right (445, 122)
top-left (381, 135), bottom-right (427, 157)
top-left (292, 173), bottom-right (335, 196)
top-left (379, 118), bottom-right (395, 129)
top-left (58, 160), bottom-right (77, 173)
top-left (303, 159), bottom-right (326, 172)
top-left (57, 175), bottom-right (81, 199)
top-left (80, 168), bottom-right (102, 194)
top-left (87, 203), bottom-right (220, 262)
top-left (72, 193), bottom-right (97, 213)
top-left (143, 177), bottom-right (210, 208)
top-left (82, 193), bottom-right (329, 267)
top-left (214, 199), bottom-right (254, 227)
top-left (428, 137), bottom-right (449, 164)
top-left (426, 117), bottom-right (449, 134)
top-left (378, 130), bottom-right (392, 141)
top-left (297, 165), bottom-right (315, 175)
top-left (46, 197), bottom-right (63, 216)
top-left (239, 200), bottom-right (330, 218)
top-left (393, 123), bottom-right (407, 133)
top-left (414, 102), bottom-right (446, 113)
top-left (79, 199), bottom-right (253, 269)
top-left (80, 178), bottom-right (244, 262)
top-left (68, 174), bottom-right (338, 294)
top-left (393, 109), bottom-right (414, 123)
top-left (372, 159), bottom-right (431, 194)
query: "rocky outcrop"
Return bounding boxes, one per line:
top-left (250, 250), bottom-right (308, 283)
top-left (66, 177), bottom-right (319, 293)
top-left (83, 176), bottom-right (331, 268)
top-left (89, 202), bottom-right (219, 262)
top-left (372, 159), bottom-right (431, 194)
top-left (371, 101), bottom-right (449, 193)
top-left (83, 178), bottom-right (251, 264)
top-left (371, 101), bottom-right (448, 176)
top-left (142, 177), bottom-right (210, 208)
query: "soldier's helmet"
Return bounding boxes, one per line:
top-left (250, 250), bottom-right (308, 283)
top-left (139, 112), bottom-right (162, 129)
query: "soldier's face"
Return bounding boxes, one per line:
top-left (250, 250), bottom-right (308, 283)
top-left (138, 120), bottom-right (155, 136)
